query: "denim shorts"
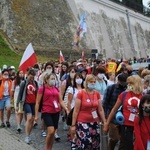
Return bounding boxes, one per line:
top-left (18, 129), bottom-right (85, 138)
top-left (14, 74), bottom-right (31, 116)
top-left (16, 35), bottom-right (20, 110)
top-left (0, 96), bottom-right (11, 110)
top-left (23, 103), bottom-right (35, 116)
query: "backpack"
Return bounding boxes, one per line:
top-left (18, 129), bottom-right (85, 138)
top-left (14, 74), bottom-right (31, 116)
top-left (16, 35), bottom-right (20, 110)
top-left (19, 80), bottom-right (38, 101)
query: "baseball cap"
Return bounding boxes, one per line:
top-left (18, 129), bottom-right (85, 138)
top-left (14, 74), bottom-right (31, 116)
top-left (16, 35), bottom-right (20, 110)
top-left (118, 73), bottom-right (128, 82)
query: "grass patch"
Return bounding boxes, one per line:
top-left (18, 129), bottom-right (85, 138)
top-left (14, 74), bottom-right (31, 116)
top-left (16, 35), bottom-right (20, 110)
top-left (0, 36), bottom-right (21, 70)
top-left (0, 35), bottom-right (48, 70)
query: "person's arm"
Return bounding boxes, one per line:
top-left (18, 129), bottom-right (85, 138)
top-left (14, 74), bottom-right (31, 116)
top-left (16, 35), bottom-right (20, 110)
top-left (97, 99), bottom-right (106, 123)
top-left (60, 80), bottom-right (66, 99)
top-left (67, 90), bottom-right (73, 112)
top-left (70, 98), bottom-right (81, 138)
top-left (59, 93), bottom-right (69, 114)
top-left (103, 97), bottom-right (122, 134)
top-left (34, 92), bottom-right (42, 122)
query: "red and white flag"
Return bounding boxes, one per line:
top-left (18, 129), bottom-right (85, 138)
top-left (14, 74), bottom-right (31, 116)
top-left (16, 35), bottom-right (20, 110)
top-left (19, 43), bottom-right (37, 73)
top-left (82, 50), bottom-right (85, 61)
top-left (60, 50), bottom-right (65, 63)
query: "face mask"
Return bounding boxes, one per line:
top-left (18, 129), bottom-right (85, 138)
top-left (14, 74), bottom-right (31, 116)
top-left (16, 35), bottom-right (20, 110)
top-left (97, 73), bottom-right (104, 79)
top-left (19, 76), bottom-right (24, 80)
top-left (127, 85), bottom-right (133, 91)
top-left (49, 80), bottom-right (55, 86)
top-left (143, 106), bottom-right (150, 114)
top-left (75, 79), bottom-right (83, 85)
top-left (87, 83), bottom-right (96, 90)
top-left (70, 73), bottom-right (75, 79)
top-left (3, 75), bottom-right (8, 79)
top-left (46, 69), bottom-right (52, 74)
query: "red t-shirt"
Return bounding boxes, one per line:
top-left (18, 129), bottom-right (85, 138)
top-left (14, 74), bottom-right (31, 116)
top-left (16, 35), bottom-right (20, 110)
top-left (25, 82), bottom-right (37, 103)
top-left (134, 116), bottom-right (150, 150)
top-left (76, 90), bottom-right (101, 123)
top-left (118, 91), bottom-right (142, 126)
top-left (38, 86), bottom-right (61, 113)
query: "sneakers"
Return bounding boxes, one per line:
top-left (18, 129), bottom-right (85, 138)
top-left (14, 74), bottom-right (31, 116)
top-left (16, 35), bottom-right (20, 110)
top-left (41, 131), bottom-right (47, 137)
top-left (6, 121), bottom-right (10, 127)
top-left (55, 133), bottom-right (60, 141)
top-left (17, 126), bottom-right (22, 133)
top-left (1, 123), bottom-right (5, 128)
top-left (24, 136), bottom-right (31, 144)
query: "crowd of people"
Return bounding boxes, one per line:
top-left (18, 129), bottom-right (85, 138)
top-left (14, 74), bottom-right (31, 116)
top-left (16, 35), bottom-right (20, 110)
top-left (0, 57), bottom-right (150, 150)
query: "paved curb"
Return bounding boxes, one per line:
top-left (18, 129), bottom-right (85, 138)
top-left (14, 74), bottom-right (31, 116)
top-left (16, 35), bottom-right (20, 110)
top-left (0, 128), bottom-right (36, 150)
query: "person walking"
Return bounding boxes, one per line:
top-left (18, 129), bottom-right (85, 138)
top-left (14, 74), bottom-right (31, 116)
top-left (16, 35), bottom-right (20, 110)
top-left (104, 75), bottom-right (143, 150)
top-left (16, 69), bottom-right (38, 144)
top-left (102, 73), bottom-right (128, 150)
top-left (134, 94), bottom-right (150, 150)
top-left (35, 73), bottom-right (68, 150)
top-left (0, 69), bottom-right (12, 127)
top-left (11, 70), bottom-right (25, 132)
top-left (71, 74), bottom-right (106, 150)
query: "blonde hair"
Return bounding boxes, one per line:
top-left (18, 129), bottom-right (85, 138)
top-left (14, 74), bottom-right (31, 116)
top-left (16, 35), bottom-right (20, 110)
top-left (84, 74), bottom-right (96, 89)
top-left (127, 75), bottom-right (143, 94)
top-left (144, 74), bottom-right (150, 86)
top-left (43, 73), bottom-right (55, 84)
top-left (141, 69), bottom-right (150, 78)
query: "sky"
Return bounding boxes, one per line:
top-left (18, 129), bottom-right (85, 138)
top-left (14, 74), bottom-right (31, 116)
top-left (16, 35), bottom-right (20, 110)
top-left (143, 0), bottom-right (149, 7)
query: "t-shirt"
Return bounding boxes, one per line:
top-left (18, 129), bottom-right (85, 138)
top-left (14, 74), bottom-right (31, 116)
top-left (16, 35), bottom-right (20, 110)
top-left (68, 87), bottom-right (81, 109)
top-left (134, 116), bottom-right (150, 150)
top-left (38, 86), bottom-right (61, 113)
top-left (118, 91), bottom-right (142, 126)
top-left (76, 90), bottom-right (101, 123)
top-left (25, 82), bottom-right (37, 103)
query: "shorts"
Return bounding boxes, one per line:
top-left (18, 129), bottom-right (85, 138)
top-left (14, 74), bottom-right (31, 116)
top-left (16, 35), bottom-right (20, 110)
top-left (23, 103), bottom-right (35, 116)
top-left (42, 112), bottom-right (60, 129)
top-left (0, 96), bottom-right (11, 110)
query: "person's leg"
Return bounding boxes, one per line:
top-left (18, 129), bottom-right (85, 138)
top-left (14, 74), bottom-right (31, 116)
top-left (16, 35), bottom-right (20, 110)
top-left (46, 126), bottom-right (55, 150)
top-left (0, 99), bottom-right (5, 126)
top-left (108, 123), bottom-right (120, 150)
top-left (43, 112), bottom-right (60, 150)
top-left (5, 96), bottom-right (11, 127)
top-left (119, 125), bottom-right (134, 150)
top-left (0, 110), bottom-right (4, 125)
top-left (24, 103), bottom-right (34, 143)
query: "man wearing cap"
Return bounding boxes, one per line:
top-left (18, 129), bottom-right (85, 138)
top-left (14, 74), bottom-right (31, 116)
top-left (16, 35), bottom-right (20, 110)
top-left (102, 73), bottom-right (128, 150)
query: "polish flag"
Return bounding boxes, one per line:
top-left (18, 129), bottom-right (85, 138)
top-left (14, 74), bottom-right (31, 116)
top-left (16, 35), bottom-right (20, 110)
top-left (82, 50), bottom-right (85, 61)
top-left (19, 43), bottom-right (37, 73)
top-left (60, 50), bottom-right (65, 63)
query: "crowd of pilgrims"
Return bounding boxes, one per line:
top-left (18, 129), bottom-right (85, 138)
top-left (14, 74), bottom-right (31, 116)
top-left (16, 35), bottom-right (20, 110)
top-left (0, 57), bottom-right (150, 150)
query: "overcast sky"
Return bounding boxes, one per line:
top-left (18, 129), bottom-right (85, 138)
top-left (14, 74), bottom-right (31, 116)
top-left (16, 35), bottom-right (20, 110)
top-left (143, 0), bottom-right (149, 7)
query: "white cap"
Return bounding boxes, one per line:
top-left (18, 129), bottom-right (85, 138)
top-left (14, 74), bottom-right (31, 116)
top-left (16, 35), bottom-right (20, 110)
top-left (10, 66), bottom-right (15, 69)
top-left (3, 64), bottom-right (7, 69)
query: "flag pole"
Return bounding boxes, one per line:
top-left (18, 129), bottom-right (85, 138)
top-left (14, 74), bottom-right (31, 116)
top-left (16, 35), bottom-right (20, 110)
top-left (69, 43), bottom-right (74, 62)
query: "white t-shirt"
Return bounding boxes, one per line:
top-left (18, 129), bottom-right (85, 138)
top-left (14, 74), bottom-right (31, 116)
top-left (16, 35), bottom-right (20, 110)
top-left (68, 88), bottom-right (81, 109)
top-left (107, 80), bottom-right (115, 86)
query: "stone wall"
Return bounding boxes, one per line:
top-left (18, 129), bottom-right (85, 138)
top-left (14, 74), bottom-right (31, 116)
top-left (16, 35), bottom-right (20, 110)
top-left (67, 0), bottom-right (150, 59)
top-left (0, 0), bottom-right (78, 58)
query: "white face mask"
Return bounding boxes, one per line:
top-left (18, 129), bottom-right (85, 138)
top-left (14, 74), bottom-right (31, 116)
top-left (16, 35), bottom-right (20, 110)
top-left (3, 75), bottom-right (8, 79)
top-left (46, 69), bottom-right (52, 74)
top-left (75, 78), bottom-right (83, 85)
top-left (97, 73), bottom-right (104, 79)
top-left (70, 73), bottom-right (75, 79)
top-left (127, 85), bottom-right (133, 91)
